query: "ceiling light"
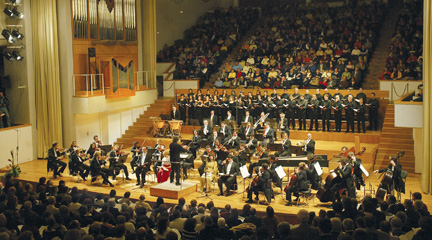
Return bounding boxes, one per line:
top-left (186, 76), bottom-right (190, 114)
top-left (10, 0), bottom-right (22, 4)
top-left (12, 51), bottom-right (23, 61)
top-left (11, 29), bottom-right (23, 40)
top-left (12, 7), bottom-right (23, 19)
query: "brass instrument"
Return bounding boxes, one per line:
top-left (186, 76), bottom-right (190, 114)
top-left (250, 148), bottom-right (265, 164)
top-left (253, 113), bottom-right (270, 128)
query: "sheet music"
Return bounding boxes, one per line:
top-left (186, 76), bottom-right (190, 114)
top-left (275, 165), bottom-right (286, 179)
top-left (314, 162), bottom-right (323, 176)
top-left (359, 163), bottom-right (369, 177)
top-left (180, 153), bottom-right (189, 158)
top-left (240, 165), bottom-right (250, 178)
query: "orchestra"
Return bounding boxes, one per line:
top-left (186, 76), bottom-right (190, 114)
top-left (46, 88), bottom-right (408, 210)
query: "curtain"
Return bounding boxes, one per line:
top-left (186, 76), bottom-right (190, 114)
top-left (142, 0), bottom-right (157, 88)
top-left (32, 0), bottom-right (63, 158)
top-left (422, 0), bottom-right (432, 193)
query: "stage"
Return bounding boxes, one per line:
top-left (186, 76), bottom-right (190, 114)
top-left (8, 158), bottom-right (431, 220)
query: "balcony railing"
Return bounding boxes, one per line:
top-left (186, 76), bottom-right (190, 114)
top-left (73, 74), bottom-right (105, 97)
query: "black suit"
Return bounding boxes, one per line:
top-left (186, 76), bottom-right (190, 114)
top-left (262, 127), bottom-right (274, 146)
top-left (242, 115), bottom-right (253, 124)
top-left (378, 162), bottom-right (405, 193)
top-left (248, 169), bottom-right (272, 203)
top-left (218, 161), bottom-right (239, 195)
top-left (130, 145), bottom-right (139, 171)
top-left (278, 117), bottom-right (288, 132)
top-left (304, 139), bottom-right (315, 154)
top-left (108, 150), bottom-right (129, 179)
top-left (224, 136), bottom-right (240, 149)
top-left (209, 114), bottom-right (219, 128)
top-left (90, 157), bottom-right (111, 183)
top-left (268, 162), bottom-right (282, 188)
top-left (218, 125), bottom-right (232, 139)
top-left (136, 152), bottom-right (152, 186)
top-left (190, 134), bottom-right (201, 158)
top-left (352, 159), bottom-right (365, 190)
top-left (278, 138), bottom-right (291, 157)
top-left (169, 141), bottom-right (188, 184)
top-left (307, 160), bottom-right (322, 190)
top-left (171, 110), bottom-right (181, 120)
top-left (48, 147), bottom-right (67, 177)
top-left (330, 164), bottom-right (355, 201)
top-left (200, 124), bottom-right (212, 139)
top-left (71, 153), bottom-right (90, 179)
top-left (242, 126), bottom-right (255, 138)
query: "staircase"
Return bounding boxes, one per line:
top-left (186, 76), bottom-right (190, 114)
top-left (375, 104), bottom-right (415, 173)
top-left (362, 3), bottom-right (402, 89)
top-left (114, 98), bottom-right (176, 147)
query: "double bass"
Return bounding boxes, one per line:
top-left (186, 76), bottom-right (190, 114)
top-left (375, 151), bottom-right (405, 201)
top-left (316, 171), bottom-right (341, 203)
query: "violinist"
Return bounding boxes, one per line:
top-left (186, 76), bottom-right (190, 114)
top-left (86, 143), bottom-right (97, 159)
top-left (71, 148), bottom-right (91, 181)
top-left (268, 155), bottom-right (282, 189)
top-left (306, 153), bottom-right (322, 190)
top-left (246, 163), bottom-right (271, 205)
top-left (374, 155), bottom-right (405, 195)
top-left (48, 142), bottom-right (67, 179)
top-left (262, 123), bottom-right (274, 147)
top-left (108, 145), bottom-right (131, 181)
top-left (68, 141), bottom-right (79, 155)
top-left (190, 129), bottom-right (201, 159)
top-left (348, 152), bottom-right (365, 190)
top-left (237, 143), bottom-right (250, 165)
top-left (330, 157), bottom-right (355, 203)
top-left (130, 141), bottom-right (140, 172)
top-left (217, 155), bottom-right (239, 197)
top-left (198, 145), bottom-right (217, 176)
top-left (249, 144), bottom-right (267, 176)
top-left (224, 131), bottom-right (240, 149)
top-left (286, 162), bottom-right (309, 205)
top-left (90, 151), bottom-right (114, 187)
top-left (136, 147), bottom-right (152, 188)
top-left (200, 120), bottom-right (212, 140)
top-left (277, 132), bottom-right (291, 157)
top-left (91, 135), bottom-right (103, 150)
top-left (153, 144), bottom-right (165, 179)
top-left (210, 131), bottom-right (221, 148)
top-left (241, 121), bottom-right (255, 138)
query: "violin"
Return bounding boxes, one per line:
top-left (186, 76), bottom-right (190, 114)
top-left (215, 143), bottom-right (227, 152)
top-left (250, 148), bottom-right (265, 164)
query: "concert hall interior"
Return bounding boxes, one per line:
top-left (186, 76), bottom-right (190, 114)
top-left (0, 0), bottom-right (431, 239)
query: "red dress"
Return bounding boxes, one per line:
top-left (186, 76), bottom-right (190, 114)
top-left (157, 157), bottom-right (171, 183)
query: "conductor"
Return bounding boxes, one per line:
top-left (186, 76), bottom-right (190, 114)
top-left (169, 136), bottom-right (189, 185)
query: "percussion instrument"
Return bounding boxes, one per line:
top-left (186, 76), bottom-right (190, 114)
top-left (169, 120), bottom-right (183, 137)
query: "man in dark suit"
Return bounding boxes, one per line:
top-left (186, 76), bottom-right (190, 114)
top-left (190, 129), bottom-right (201, 159)
top-left (209, 110), bottom-right (219, 128)
top-left (268, 155), bottom-right (282, 189)
top-left (290, 209), bottom-right (320, 240)
top-left (306, 153), bottom-right (322, 190)
top-left (224, 131), bottom-right (240, 149)
top-left (136, 147), bottom-right (152, 188)
top-left (278, 112), bottom-right (289, 134)
top-left (108, 145), bottom-right (131, 181)
top-left (374, 155), bottom-right (405, 195)
top-left (218, 122), bottom-right (232, 139)
top-left (71, 148), bottom-right (90, 181)
top-left (262, 123), bottom-right (274, 147)
top-left (217, 156), bottom-right (239, 197)
top-left (226, 110), bottom-right (236, 123)
top-left (48, 142), bottom-right (67, 179)
top-left (241, 122), bottom-right (255, 138)
top-left (245, 134), bottom-right (258, 153)
top-left (348, 152), bottom-right (365, 190)
top-left (286, 162), bottom-right (309, 204)
top-left (201, 120), bottom-right (212, 140)
top-left (277, 132), bottom-right (291, 157)
top-left (330, 157), bottom-right (355, 202)
top-left (304, 133), bottom-right (315, 154)
top-left (169, 137), bottom-right (189, 185)
top-left (246, 163), bottom-right (272, 204)
top-left (171, 105), bottom-right (181, 120)
top-left (90, 152), bottom-right (114, 187)
top-left (130, 141), bottom-right (140, 172)
top-left (209, 131), bottom-right (221, 149)
top-left (242, 110), bottom-right (253, 124)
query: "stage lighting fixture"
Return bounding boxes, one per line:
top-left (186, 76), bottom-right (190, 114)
top-left (9, 0), bottom-right (22, 4)
top-left (2, 29), bottom-right (14, 43)
top-left (12, 51), bottom-right (23, 61)
top-left (12, 7), bottom-right (23, 19)
top-left (3, 52), bottom-right (14, 62)
top-left (3, 7), bottom-right (13, 18)
top-left (11, 29), bottom-right (23, 40)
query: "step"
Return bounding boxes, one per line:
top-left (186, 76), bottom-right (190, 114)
top-left (381, 127), bottom-right (412, 133)
top-left (381, 132), bottom-right (412, 138)
top-left (380, 137), bottom-right (414, 144)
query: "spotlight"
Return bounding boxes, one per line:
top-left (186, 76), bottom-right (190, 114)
top-left (3, 52), bottom-right (14, 62)
top-left (12, 7), bottom-right (23, 19)
top-left (11, 29), bottom-right (23, 40)
top-left (9, 0), bottom-right (22, 4)
top-left (2, 29), bottom-right (15, 43)
top-left (12, 51), bottom-right (23, 61)
top-left (3, 7), bottom-right (13, 18)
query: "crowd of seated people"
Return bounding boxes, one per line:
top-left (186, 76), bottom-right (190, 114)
top-left (0, 174), bottom-right (430, 240)
top-left (214, 2), bottom-right (386, 90)
top-left (380, 1), bottom-right (423, 80)
top-left (157, 7), bottom-right (259, 88)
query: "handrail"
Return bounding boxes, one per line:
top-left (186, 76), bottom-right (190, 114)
top-left (390, 82), bottom-right (409, 103)
top-left (73, 74), bottom-right (105, 96)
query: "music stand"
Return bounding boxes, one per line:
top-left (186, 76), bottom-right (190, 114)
top-left (269, 143), bottom-right (283, 152)
top-left (189, 119), bottom-right (200, 126)
top-left (100, 145), bottom-right (112, 156)
top-left (147, 149), bottom-right (157, 156)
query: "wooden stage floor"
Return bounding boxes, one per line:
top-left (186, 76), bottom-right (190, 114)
top-left (12, 159), bottom-right (431, 218)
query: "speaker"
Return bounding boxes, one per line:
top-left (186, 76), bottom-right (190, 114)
top-left (0, 75), bottom-right (11, 88)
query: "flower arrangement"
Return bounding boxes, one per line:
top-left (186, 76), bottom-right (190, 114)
top-left (6, 150), bottom-right (21, 178)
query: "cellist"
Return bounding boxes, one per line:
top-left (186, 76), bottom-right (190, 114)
top-left (285, 162), bottom-right (309, 205)
top-left (329, 157), bottom-right (355, 204)
top-left (246, 163), bottom-right (272, 205)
